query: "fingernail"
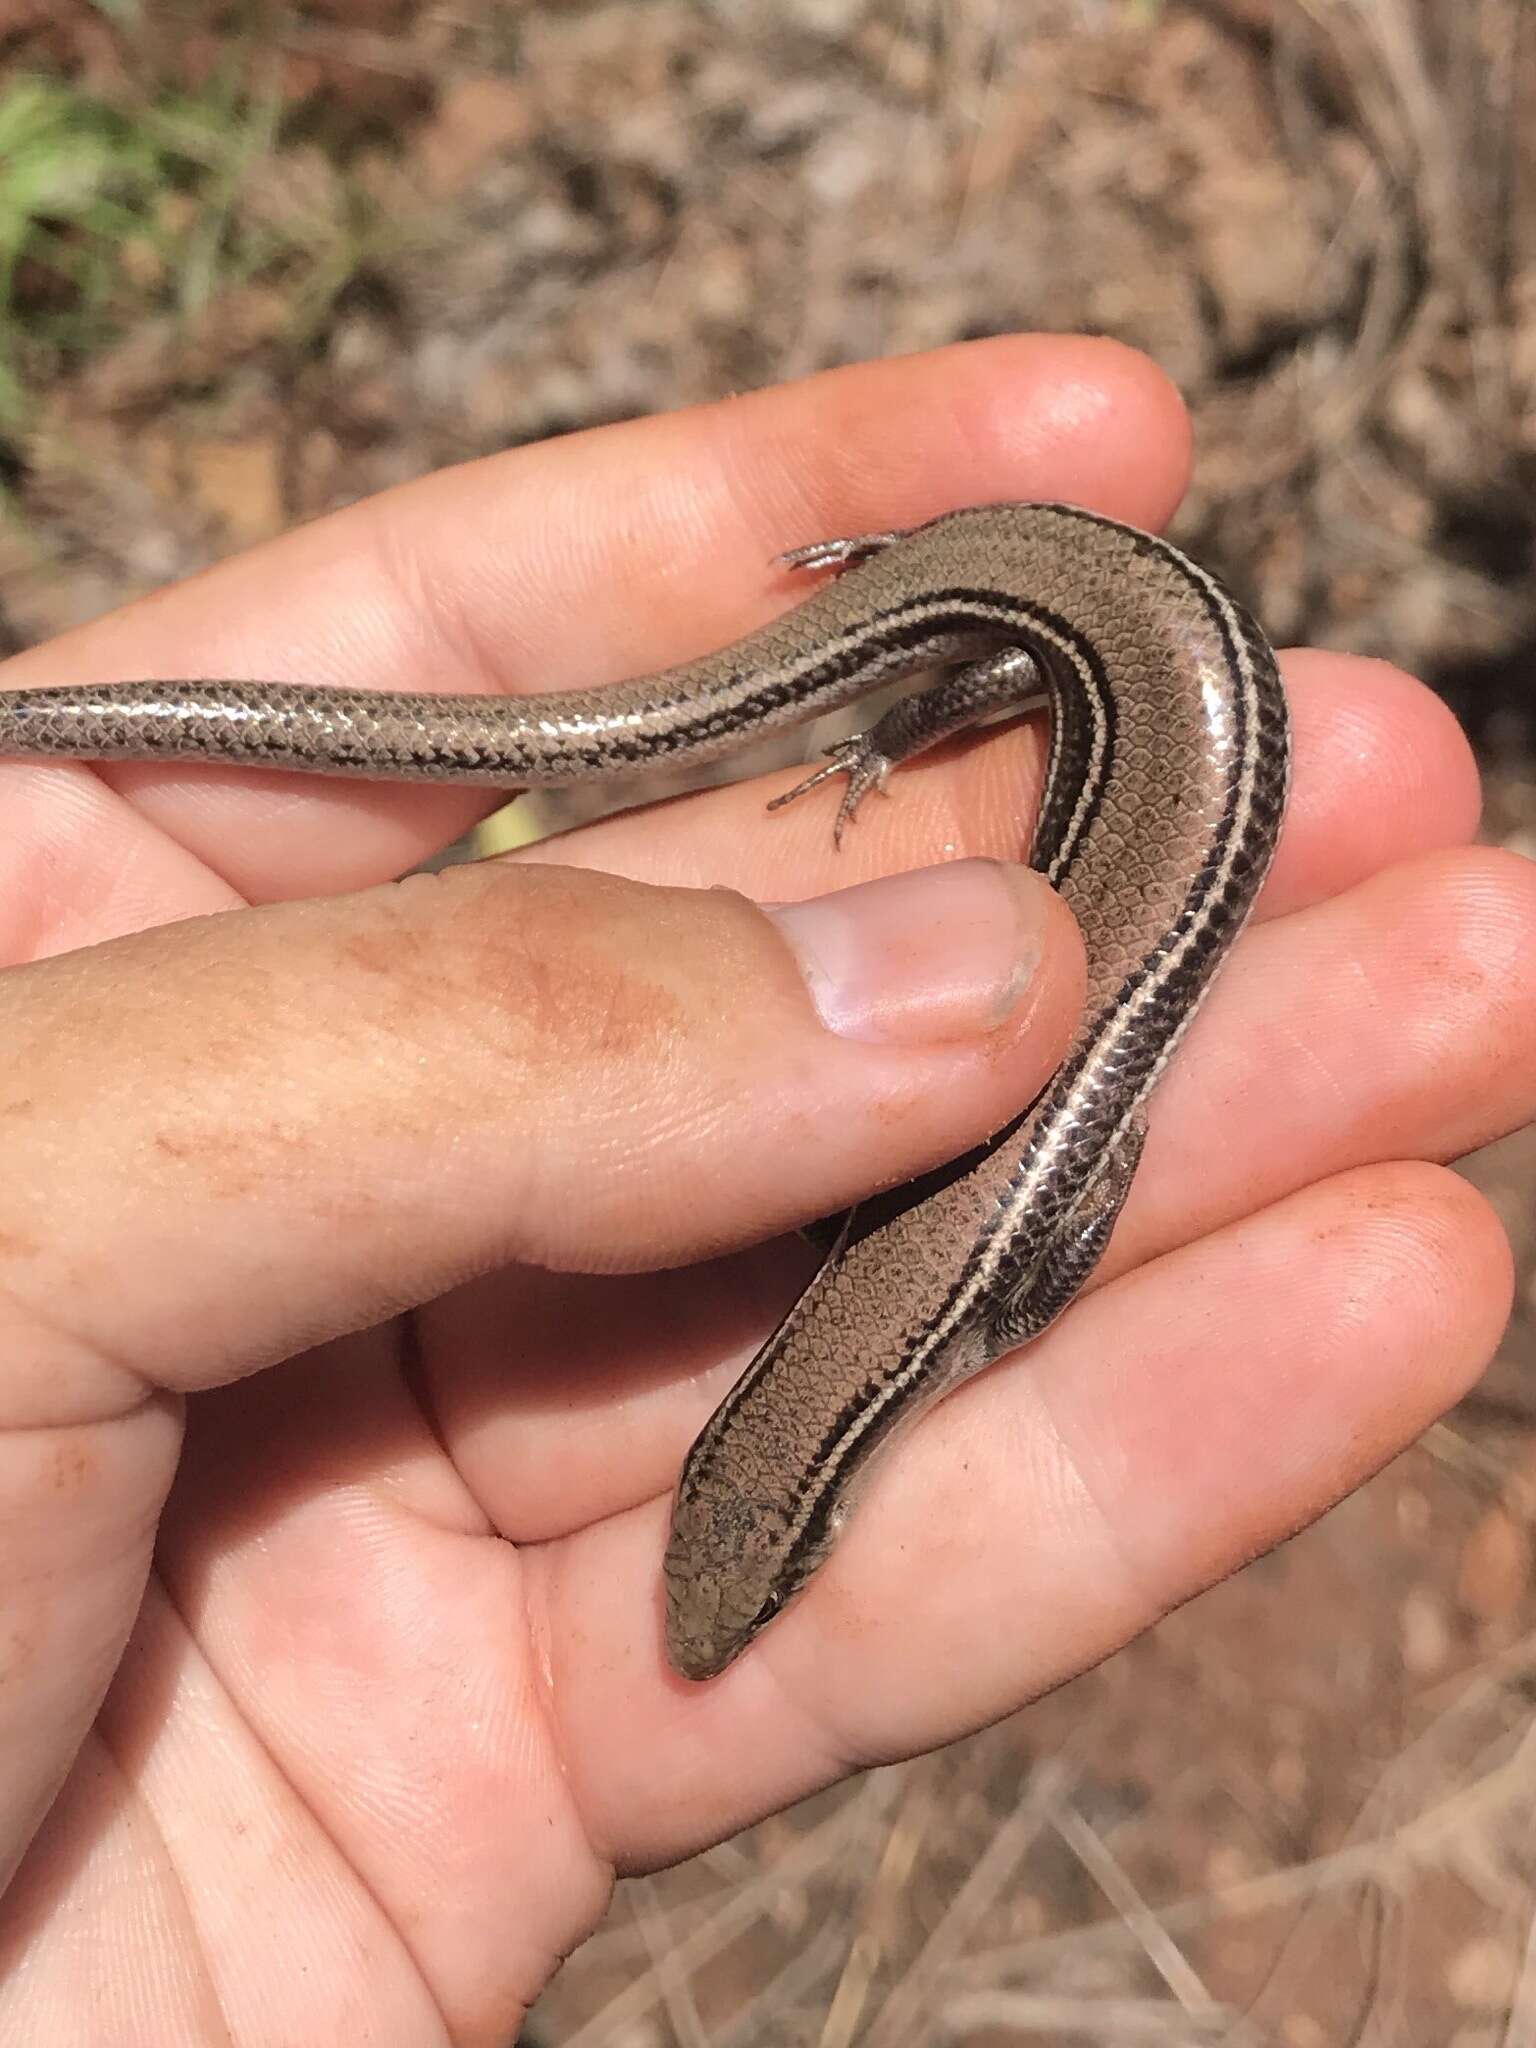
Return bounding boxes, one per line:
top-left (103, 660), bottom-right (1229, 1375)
top-left (766, 860), bottom-right (1050, 1045)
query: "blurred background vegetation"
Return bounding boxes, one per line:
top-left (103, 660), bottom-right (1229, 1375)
top-left (2, 2), bottom-right (1533, 2040)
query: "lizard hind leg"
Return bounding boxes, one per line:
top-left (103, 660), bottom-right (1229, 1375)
top-left (766, 734), bottom-right (892, 845)
top-left (987, 1113), bottom-right (1148, 1357)
top-left (767, 644), bottom-right (1044, 846)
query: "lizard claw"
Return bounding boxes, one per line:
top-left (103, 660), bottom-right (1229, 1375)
top-left (767, 735), bottom-right (893, 848)
top-left (778, 531), bottom-right (906, 577)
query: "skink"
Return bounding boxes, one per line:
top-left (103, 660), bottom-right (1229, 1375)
top-left (0, 502), bottom-right (1290, 1680)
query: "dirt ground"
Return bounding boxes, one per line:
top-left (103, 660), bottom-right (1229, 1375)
top-left (3, 3), bottom-right (1534, 2042)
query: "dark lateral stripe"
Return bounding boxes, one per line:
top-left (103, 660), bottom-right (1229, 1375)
top-left (772, 540), bottom-right (1277, 1570)
top-left (694, 593), bottom-right (1115, 1458)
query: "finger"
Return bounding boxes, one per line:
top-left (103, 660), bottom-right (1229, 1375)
top-left (441, 845), bottom-right (1535, 1539)
top-left (1117, 845), bottom-right (1536, 1269)
top-left (540, 1160), bottom-right (1509, 1866)
top-left (518, 651), bottom-right (1481, 923)
top-left (0, 858), bottom-right (1082, 1398)
top-left (0, 335), bottom-right (1190, 914)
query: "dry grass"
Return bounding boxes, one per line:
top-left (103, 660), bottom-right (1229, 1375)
top-left (3, 2), bottom-right (1534, 2040)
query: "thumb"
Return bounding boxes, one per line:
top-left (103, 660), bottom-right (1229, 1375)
top-left (3, 854), bottom-right (1083, 1392)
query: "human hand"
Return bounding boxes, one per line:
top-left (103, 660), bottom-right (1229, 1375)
top-left (0, 337), bottom-right (1528, 2044)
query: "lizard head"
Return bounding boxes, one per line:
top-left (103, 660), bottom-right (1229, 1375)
top-left (662, 1465), bottom-right (830, 1681)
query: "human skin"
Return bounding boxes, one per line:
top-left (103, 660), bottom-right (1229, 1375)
top-left (0, 335), bottom-right (1529, 2044)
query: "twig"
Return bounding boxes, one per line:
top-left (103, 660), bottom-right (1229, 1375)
top-left (955, 1720), bottom-right (1536, 1989)
top-left (1052, 1799), bottom-right (1223, 2018)
top-left (629, 1876), bottom-right (710, 2048)
top-left (862, 1752), bottom-right (1081, 2048)
top-left (941, 1989), bottom-right (1242, 2041)
top-left (559, 1768), bottom-right (904, 2048)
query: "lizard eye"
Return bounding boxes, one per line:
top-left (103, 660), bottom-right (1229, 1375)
top-left (750, 1589), bottom-right (784, 1632)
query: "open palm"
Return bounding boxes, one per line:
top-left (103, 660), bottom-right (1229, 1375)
top-left (0, 337), bottom-right (1528, 2045)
